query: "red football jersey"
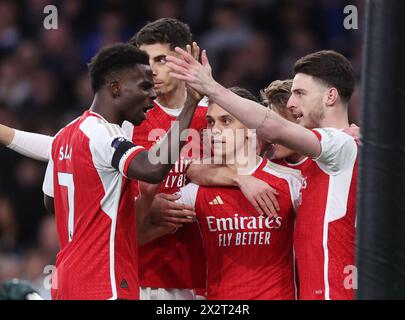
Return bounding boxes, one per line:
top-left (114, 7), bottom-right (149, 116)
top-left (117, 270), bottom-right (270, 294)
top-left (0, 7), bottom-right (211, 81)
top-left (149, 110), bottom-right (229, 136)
top-left (284, 128), bottom-right (358, 300)
top-left (42, 111), bottom-right (144, 300)
top-left (127, 100), bottom-right (208, 290)
top-left (178, 159), bottom-right (303, 300)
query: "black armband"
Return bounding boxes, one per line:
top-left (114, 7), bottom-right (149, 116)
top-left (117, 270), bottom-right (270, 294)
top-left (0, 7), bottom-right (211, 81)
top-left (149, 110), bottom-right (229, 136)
top-left (111, 137), bottom-right (137, 171)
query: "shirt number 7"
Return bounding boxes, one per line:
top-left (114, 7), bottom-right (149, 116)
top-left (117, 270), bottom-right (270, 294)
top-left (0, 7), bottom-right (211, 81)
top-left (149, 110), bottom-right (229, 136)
top-left (58, 172), bottom-right (75, 242)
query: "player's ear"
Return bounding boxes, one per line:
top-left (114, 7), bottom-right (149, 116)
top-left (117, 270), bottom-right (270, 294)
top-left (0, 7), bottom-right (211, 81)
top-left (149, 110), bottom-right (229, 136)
top-left (325, 87), bottom-right (338, 106)
top-left (110, 81), bottom-right (120, 98)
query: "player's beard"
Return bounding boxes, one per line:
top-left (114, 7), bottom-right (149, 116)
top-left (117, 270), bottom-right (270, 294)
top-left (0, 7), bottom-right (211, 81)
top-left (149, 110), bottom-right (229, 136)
top-left (304, 101), bottom-right (325, 129)
top-left (154, 87), bottom-right (165, 97)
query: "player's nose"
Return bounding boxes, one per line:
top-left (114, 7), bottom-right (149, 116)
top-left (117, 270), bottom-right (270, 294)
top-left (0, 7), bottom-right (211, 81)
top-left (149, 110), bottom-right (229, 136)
top-left (286, 96), bottom-right (296, 110)
top-left (211, 126), bottom-right (222, 135)
top-left (150, 64), bottom-right (158, 77)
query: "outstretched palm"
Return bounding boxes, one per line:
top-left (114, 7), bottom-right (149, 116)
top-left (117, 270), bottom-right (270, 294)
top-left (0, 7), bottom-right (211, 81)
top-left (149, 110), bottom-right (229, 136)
top-left (166, 42), bottom-right (214, 97)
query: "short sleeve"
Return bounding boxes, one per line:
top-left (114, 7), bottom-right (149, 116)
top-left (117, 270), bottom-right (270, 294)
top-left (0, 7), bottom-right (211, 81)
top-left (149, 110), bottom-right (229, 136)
top-left (312, 128), bottom-right (358, 175)
top-left (176, 183), bottom-right (199, 208)
top-left (121, 120), bottom-right (134, 139)
top-left (80, 117), bottom-right (126, 167)
top-left (79, 116), bottom-right (145, 176)
top-left (42, 156), bottom-right (54, 197)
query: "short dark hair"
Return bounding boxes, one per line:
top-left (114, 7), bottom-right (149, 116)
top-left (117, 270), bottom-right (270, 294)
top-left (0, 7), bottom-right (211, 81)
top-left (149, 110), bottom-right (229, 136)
top-left (294, 50), bottom-right (355, 103)
top-left (208, 86), bottom-right (265, 106)
top-left (229, 87), bottom-right (262, 104)
top-left (88, 43), bottom-right (149, 92)
top-left (208, 87), bottom-right (262, 106)
top-left (129, 18), bottom-right (192, 50)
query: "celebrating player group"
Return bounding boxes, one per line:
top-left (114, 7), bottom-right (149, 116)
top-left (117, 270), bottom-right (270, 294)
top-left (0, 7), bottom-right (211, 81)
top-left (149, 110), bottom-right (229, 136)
top-left (0, 18), bottom-right (359, 300)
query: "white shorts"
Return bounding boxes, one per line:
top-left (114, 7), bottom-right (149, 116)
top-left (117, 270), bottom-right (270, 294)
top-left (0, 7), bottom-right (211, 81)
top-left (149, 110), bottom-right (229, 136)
top-left (140, 287), bottom-right (206, 300)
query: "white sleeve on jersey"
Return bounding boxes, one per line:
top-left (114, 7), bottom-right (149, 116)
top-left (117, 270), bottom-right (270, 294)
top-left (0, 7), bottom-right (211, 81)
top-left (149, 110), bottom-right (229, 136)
top-left (176, 183), bottom-right (199, 208)
top-left (80, 116), bottom-right (141, 173)
top-left (265, 161), bottom-right (303, 213)
top-left (121, 120), bottom-right (134, 139)
top-left (197, 96), bottom-right (209, 107)
top-left (42, 156), bottom-right (54, 197)
top-left (312, 128), bottom-right (358, 175)
top-left (8, 130), bottom-right (53, 162)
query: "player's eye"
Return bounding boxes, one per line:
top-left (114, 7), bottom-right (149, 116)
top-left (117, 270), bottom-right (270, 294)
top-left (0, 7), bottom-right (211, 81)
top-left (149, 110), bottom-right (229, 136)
top-left (157, 56), bottom-right (167, 64)
top-left (206, 119), bottom-right (214, 127)
top-left (222, 117), bottom-right (232, 126)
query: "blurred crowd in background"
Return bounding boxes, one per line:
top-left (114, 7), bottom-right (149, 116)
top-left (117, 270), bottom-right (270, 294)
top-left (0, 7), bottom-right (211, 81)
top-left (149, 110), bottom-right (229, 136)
top-left (0, 0), bottom-right (364, 298)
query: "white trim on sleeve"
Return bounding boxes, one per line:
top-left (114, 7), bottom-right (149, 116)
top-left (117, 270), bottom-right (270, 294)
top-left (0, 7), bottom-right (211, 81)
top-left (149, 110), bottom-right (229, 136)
top-left (80, 116), bottom-right (128, 170)
top-left (312, 128), bottom-right (357, 176)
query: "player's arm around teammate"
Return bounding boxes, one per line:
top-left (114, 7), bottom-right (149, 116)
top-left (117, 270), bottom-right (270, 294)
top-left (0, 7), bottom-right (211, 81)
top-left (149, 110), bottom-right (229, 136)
top-left (186, 161), bottom-right (280, 217)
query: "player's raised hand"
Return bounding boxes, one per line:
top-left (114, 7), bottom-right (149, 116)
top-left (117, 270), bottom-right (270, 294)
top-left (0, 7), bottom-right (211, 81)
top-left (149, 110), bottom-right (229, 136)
top-left (185, 42), bottom-right (203, 101)
top-left (149, 193), bottom-right (196, 229)
top-left (236, 175), bottom-right (280, 217)
top-left (166, 44), bottom-right (215, 97)
top-left (187, 41), bottom-right (200, 62)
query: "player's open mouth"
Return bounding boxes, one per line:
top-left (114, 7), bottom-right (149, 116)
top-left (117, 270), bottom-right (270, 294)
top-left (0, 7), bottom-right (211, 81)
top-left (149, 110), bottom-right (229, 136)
top-left (293, 111), bottom-right (304, 121)
top-left (212, 139), bottom-right (225, 144)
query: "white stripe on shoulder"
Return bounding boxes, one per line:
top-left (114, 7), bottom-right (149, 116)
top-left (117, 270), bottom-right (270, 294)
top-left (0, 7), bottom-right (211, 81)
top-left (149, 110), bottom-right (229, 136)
top-left (80, 116), bottom-right (124, 140)
top-left (264, 160), bottom-right (303, 180)
top-left (54, 116), bottom-right (82, 139)
top-left (103, 122), bottom-right (123, 138)
top-left (121, 120), bottom-right (134, 139)
top-left (263, 160), bottom-right (303, 212)
top-left (197, 96), bottom-right (209, 107)
top-left (79, 116), bottom-right (103, 138)
top-left (81, 116), bottom-right (129, 170)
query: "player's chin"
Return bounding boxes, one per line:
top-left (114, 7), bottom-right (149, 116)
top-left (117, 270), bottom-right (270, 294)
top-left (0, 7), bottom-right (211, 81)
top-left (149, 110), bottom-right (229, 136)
top-left (132, 113), bottom-right (147, 126)
top-left (297, 116), bottom-right (307, 128)
top-left (154, 88), bottom-right (166, 97)
top-left (210, 149), bottom-right (224, 163)
top-left (301, 118), bottom-right (315, 130)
